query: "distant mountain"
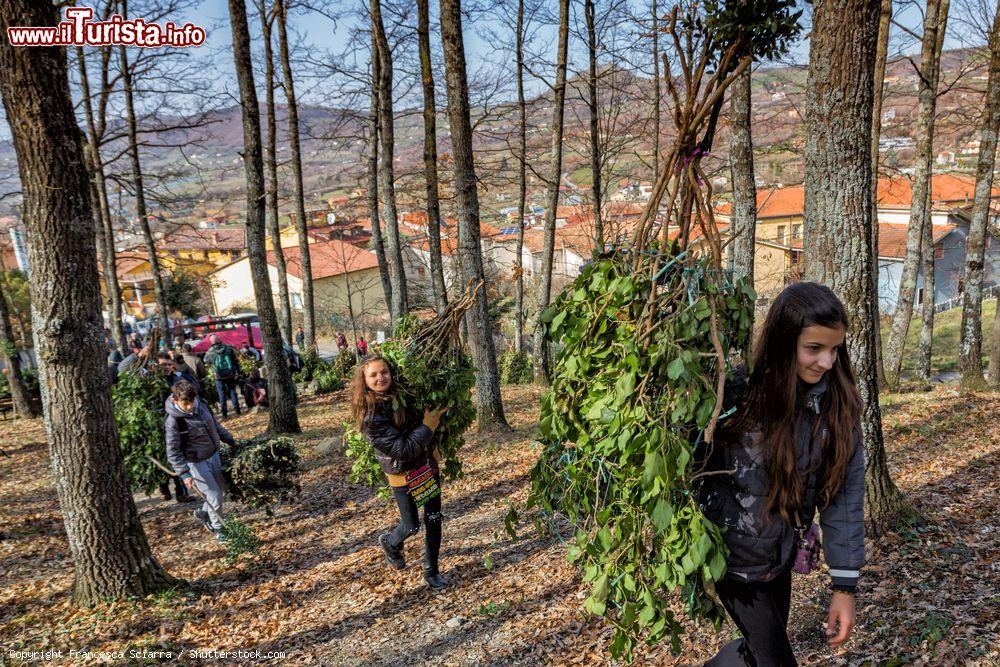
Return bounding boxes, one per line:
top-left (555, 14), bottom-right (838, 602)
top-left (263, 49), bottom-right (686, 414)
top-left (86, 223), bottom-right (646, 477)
top-left (0, 47), bottom-right (989, 220)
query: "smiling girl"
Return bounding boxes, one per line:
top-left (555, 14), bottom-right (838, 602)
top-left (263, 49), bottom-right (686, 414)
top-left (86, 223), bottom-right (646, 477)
top-left (699, 282), bottom-right (866, 666)
top-left (350, 355), bottom-right (449, 589)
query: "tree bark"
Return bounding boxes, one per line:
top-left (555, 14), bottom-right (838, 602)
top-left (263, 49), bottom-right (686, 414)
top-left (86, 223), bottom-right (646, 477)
top-left (417, 0), bottom-right (449, 314)
top-left (366, 36), bottom-right (393, 320)
top-left (275, 0), bottom-right (317, 354)
top-left (259, 0), bottom-right (293, 345)
top-left (0, 0), bottom-right (177, 603)
top-left (959, 3), bottom-right (1000, 392)
top-left (439, 0), bottom-right (510, 430)
top-left (652, 0), bottom-right (660, 179)
top-left (0, 271), bottom-right (36, 418)
top-left (870, 0), bottom-right (892, 385)
top-left (371, 0), bottom-right (409, 325)
top-left (804, 0), bottom-right (908, 537)
top-left (77, 47), bottom-right (126, 355)
top-left (915, 0), bottom-right (951, 381)
top-left (119, 1), bottom-right (170, 344)
top-left (728, 57), bottom-right (756, 339)
top-left (228, 0), bottom-right (300, 435)
top-left (585, 0), bottom-right (603, 251)
top-left (883, 0), bottom-right (948, 386)
top-left (990, 291), bottom-right (1000, 388)
top-left (514, 0), bottom-right (527, 353)
top-left (532, 0), bottom-right (570, 384)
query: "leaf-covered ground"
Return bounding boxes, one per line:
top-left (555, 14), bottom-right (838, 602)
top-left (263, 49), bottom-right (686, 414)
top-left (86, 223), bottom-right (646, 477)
top-left (0, 385), bottom-right (997, 665)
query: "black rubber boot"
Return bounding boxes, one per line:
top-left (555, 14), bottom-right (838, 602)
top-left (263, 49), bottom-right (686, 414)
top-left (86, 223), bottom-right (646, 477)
top-left (423, 553), bottom-right (448, 589)
top-left (379, 533), bottom-right (405, 570)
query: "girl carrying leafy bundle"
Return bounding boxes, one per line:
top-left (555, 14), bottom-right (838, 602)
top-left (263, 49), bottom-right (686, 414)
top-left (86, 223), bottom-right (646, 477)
top-left (350, 355), bottom-right (449, 589)
top-left (699, 282), bottom-right (865, 666)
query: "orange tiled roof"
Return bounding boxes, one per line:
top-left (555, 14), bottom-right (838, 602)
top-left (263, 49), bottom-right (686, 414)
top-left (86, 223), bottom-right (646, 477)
top-left (751, 174), bottom-right (1000, 219)
top-left (268, 238), bottom-right (380, 280)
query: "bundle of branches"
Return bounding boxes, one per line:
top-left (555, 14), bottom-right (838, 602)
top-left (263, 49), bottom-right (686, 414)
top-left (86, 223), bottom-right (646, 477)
top-left (347, 285), bottom-right (480, 484)
top-left (220, 435), bottom-right (300, 510)
top-left (113, 368), bottom-right (173, 494)
top-left (514, 0), bottom-right (800, 660)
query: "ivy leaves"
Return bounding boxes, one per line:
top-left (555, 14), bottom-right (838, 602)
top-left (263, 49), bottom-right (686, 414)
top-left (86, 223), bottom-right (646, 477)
top-left (522, 253), bottom-right (754, 661)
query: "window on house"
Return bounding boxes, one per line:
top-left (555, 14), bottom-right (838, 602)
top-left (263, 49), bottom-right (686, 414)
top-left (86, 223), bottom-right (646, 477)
top-left (202, 250), bottom-right (210, 260)
top-left (791, 223), bottom-right (801, 240)
top-left (291, 292), bottom-right (303, 309)
top-left (776, 225), bottom-right (786, 243)
top-left (917, 287), bottom-right (924, 305)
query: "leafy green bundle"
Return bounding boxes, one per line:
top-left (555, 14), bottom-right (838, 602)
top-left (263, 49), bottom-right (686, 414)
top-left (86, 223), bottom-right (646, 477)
top-left (220, 435), bottom-right (300, 510)
top-left (113, 369), bottom-right (173, 494)
top-left (523, 250), bottom-right (754, 658)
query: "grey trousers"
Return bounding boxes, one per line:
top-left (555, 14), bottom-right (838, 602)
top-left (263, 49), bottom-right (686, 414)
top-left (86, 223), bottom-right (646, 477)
top-left (188, 452), bottom-right (226, 531)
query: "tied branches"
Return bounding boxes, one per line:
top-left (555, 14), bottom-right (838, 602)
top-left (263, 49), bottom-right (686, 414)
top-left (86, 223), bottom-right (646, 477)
top-left (508, 0), bottom-right (800, 660)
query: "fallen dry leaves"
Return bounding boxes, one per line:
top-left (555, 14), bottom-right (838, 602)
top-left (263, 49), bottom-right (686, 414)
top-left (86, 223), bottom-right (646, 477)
top-left (0, 385), bottom-right (997, 665)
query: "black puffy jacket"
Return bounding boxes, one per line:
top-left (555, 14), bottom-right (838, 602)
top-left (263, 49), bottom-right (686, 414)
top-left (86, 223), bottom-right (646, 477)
top-left (363, 399), bottom-right (437, 477)
top-left (695, 369), bottom-right (866, 590)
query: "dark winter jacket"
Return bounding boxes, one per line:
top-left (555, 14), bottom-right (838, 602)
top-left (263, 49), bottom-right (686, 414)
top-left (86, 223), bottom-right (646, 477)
top-left (164, 396), bottom-right (235, 479)
top-left (362, 399), bottom-right (438, 479)
top-left (695, 369), bottom-right (866, 591)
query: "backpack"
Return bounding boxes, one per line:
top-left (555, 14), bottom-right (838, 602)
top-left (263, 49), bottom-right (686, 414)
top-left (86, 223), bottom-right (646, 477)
top-left (213, 347), bottom-right (236, 379)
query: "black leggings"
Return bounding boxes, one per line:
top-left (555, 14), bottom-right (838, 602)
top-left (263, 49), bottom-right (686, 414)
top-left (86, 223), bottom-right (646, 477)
top-left (705, 567), bottom-right (796, 667)
top-left (387, 480), bottom-right (442, 573)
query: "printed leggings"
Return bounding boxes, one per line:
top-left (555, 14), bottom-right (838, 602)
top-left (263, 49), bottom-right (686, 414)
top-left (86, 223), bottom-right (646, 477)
top-left (387, 479), bottom-right (442, 574)
top-left (705, 567), bottom-right (796, 667)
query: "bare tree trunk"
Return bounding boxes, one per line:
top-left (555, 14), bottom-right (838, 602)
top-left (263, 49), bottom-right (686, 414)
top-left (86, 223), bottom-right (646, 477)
top-left (228, 0), bottom-right (300, 435)
top-left (417, 0), bottom-right (448, 314)
top-left (275, 0), bottom-right (317, 354)
top-left (514, 0), bottom-right (527, 353)
top-left (651, 0), bottom-right (660, 179)
top-left (729, 58), bottom-right (756, 337)
top-left (585, 0), bottom-right (603, 250)
top-left (805, 0), bottom-right (908, 537)
top-left (915, 0), bottom-right (951, 381)
top-left (371, 0), bottom-right (408, 324)
top-left (439, 0), bottom-right (509, 430)
top-left (533, 0), bottom-right (570, 384)
top-left (77, 47), bottom-right (126, 354)
top-left (916, 188), bottom-right (936, 380)
top-left (0, 0), bottom-right (177, 602)
top-left (870, 0), bottom-right (892, 385)
top-left (959, 3), bottom-right (1000, 392)
top-left (259, 0), bottom-right (293, 345)
top-left (119, 1), bottom-right (169, 344)
top-left (0, 272), bottom-right (36, 418)
top-left (366, 38), bottom-right (393, 320)
top-left (883, 0), bottom-right (948, 387)
top-left (991, 293), bottom-right (1000, 388)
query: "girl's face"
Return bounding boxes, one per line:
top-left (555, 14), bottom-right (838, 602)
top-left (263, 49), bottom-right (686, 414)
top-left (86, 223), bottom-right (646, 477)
top-left (364, 360), bottom-right (392, 393)
top-left (795, 324), bottom-right (845, 384)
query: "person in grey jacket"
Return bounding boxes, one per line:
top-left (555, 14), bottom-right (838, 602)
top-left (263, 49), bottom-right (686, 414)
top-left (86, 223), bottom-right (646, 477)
top-left (699, 283), bottom-right (865, 667)
top-left (164, 380), bottom-right (236, 541)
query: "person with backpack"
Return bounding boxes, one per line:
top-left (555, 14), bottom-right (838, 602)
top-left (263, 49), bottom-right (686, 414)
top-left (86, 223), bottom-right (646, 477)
top-left (203, 334), bottom-right (242, 419)
top-left (699, 282), bottom-right (865, 666)
top-left (164, 380), bottom-right (236, 542)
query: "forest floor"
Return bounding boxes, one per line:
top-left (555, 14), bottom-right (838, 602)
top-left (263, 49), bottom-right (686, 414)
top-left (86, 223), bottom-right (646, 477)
top-left (0, 384), bottom-right (998, 666)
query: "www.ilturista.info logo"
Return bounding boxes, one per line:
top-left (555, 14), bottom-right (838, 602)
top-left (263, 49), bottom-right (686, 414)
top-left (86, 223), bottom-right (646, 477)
top-left (7, 6), bottom-right (206, 48)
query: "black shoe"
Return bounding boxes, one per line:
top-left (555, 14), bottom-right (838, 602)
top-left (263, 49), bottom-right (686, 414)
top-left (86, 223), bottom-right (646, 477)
top-left (175, 492), bottom-right (197, 504)
top-left (159, 483), bottom-right (172, 501)
top-left (423, 570), bottom-right (449, 589)
top-left (379, 533), bottom-right (405, 570)
top-left (193, 509), bottom-right (213, 532)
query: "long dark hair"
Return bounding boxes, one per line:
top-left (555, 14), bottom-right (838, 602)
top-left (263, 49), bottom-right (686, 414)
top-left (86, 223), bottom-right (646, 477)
top-left (349, 355), bottom-right (406, 429)
top-left (726, 282), bottom-right (861, 526)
